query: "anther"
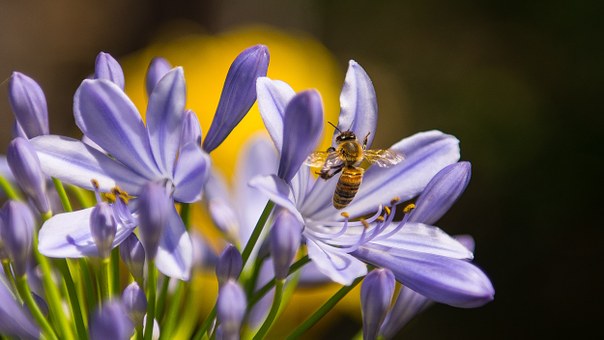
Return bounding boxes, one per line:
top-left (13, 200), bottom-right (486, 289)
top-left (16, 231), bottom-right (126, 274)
top-left (360, 218), bottom-right (370, 229)
top-left (91, 179), bottom-right (100, 190)
top-left (403, 203), bottom-right (416, 214)
top-left (383, 206), bottom-right (391, 216)
top-left (341, 212), bottom-right (350, 218)
top-left (376, 216), bottom-right (385, 222)
top-left (390, 196), bottom-right (400, 205)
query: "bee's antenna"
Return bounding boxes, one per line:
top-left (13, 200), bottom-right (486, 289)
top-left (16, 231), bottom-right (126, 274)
top-left (328, 121), bottom-right (341, 133)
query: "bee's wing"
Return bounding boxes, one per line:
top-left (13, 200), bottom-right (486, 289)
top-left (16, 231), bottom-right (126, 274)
top-left (364, 149), bottom-right (405, 167)
top-left (305, 150), bottom-right (344, 168)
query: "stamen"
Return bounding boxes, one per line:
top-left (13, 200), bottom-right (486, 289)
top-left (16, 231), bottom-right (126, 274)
top-left (376, 216), bottom-right (385, 222)
top-left (91, 179), bottom-right (102, 203)
top-left (341, 212), bottom-right (350, 218)
top-left (383, 206), bottom-right (391, 216)
top-left (403, 203), bottom-right (416, 214)
top-left (360, 219), bottom-right (370, 229)
top-left (390, 196), bottom-right (400, 205)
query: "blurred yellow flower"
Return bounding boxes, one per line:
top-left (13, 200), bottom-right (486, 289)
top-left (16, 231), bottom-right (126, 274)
top-left (121, 25), bottom-right (361, 338)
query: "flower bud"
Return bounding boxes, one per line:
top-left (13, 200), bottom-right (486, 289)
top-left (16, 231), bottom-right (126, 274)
top-left (216, 244), bottom-right (242, 286)
top-left (181, 110), bottom-right (202, 146)
top-left (121, 282), bottom-right (147, 327)
top-left (8, 72), bottom-right (49, 138)
top-left (95, 52), bottom-right (125, 90)
top-left (145, 57), bottom-right (172, 97)
top-left (119, 233), bottom-right (146, 283)
top-left (217, 280), bottom-right (246, 340)
top-left (89, 300), bottom-right (133, 340)
top-left (7, 137), bottom-right (50, 215)
top-left (269, 209), bottom-right (302, 280)
top-left (90, 202), bottom-right (117, 259)
top-left (137, 182), bottom-right (171, 260)
top-left (380, 286), bottom-right (431, 339)
top-left (361, 268), bottom-right (396, 340)
top-left (0, 278), bottom-right (39, 338)
top-left (0, 201), bottom-right (35, 277)
top-left (203, 45), bottom-right (270, 152)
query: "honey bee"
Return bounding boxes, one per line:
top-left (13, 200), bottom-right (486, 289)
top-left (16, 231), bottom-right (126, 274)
top-left (305, 124), bottom-right (404, 210)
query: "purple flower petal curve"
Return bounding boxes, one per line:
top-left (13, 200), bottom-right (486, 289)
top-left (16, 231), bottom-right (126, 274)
top-left (8, 72), bottom-right (49, 138)
top-left (146, 67), bottom-right (186, 176)
top-left (74, 79), bottom-right (160, 180)
top-left (306, 237), bottom-right (367, 285)
top-left (181, 110), bottom-right (202, 146)
top-left (256, 77), bottom-right (296, 153)
top-left (203, 45), bottom-right (270, 153)
top-left (94, 52), bottom-right (125, 90)
top-left (146, 57), bottom-right (172, 96)
top-left (172, 142), bottom-right (210, 203)
top-left (278, 90), bottom-right (324, 182)
top-left (408, 161), bottom-right (472, 225)
top-left (353, 246), bottom-right (494, 308)
top-left (380, 286), bottom-right (431, 338)
top-left (337, 60), bottom-right (378, 148)
top-left (154, 205), bottom-right (192, 280)
top-left (30, 135), bottom-right (147, 194)
top-left (369, 222), bottom-right (473, 260)
top-left (248, 174), bottom-right (303, 223)
top-left (0, 280), bottom-right (39, 339)
top-left (38, 208), bottom-right (136, 258)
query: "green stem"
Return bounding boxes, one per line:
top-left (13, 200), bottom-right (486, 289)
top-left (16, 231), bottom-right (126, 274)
top-left (111, 248), bottom-right (120, 295)
top-left (244, 254), bottom-right (267, 298)
top-left (248, 256), bottom-right (310, 309)
top-left (67, 184), bottom-right (94, 208)
top-left (159, 280), bottom-right (185, 339)
top-left (56, 259), bottom-right (88, 340)
top-left (2, 261), bottom-right (20, 301)
top-left (253, 280), bottom-right (284, 340)
top-left (16, 275), bottom-right (58, 340)
top-left (156, 276), bottom-right (170, 322)
top-left (0, 175), bottom-right (22, 200)
top-left (180, 203), bottom-right (191, 230)
top-left (99, 258), bottom-right (111, 301)
top-left (144, 261), bottom-right (157, 340)
top-left (286, 277), bottom-right (363, 339)
top-left (33, 233), bottom-right (74, 340)
top-left (192, 305), bottom-right (216, 340)
top-left (52, 177), bottom-right (72, 212)
top-left (241, 201), bottom-right (274, 266)
top-left (79, 258), bottom-right (97, 313)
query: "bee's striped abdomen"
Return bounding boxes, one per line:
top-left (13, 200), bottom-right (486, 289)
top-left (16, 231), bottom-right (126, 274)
top-left (333, 166), bottom-right (364, 210)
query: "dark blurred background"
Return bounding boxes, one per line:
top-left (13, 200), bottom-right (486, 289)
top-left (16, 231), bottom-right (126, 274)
top-left (1, 0), bottom-right (602, 338)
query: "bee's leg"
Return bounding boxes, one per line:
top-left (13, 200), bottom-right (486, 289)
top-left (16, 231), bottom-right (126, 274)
top-left (319, 164), bottom-right (344, 180)
top-left (363, 132), bottom-right (371, 149)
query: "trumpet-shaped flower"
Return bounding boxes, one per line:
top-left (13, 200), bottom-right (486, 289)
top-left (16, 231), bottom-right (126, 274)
top-left (250, 61), bottom-right (493, 308)
top-left (30, 58), bottom-right (210, 279)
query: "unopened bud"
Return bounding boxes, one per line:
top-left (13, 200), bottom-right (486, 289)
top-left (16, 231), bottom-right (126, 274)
top-left (270, 209), bottom-right (302, 280)
top-left (7, 137), bottom-right (50, 214)
top-left (8, 72), bottom-right (49, 138)
top-left (361, 268), bottom-right (395, 340)
top-left (0, 201), bottom-right (35, 277)
top-left (95, 52), bottom-right (125, 90)
top-left (217, 280), bottom-right (246, 340)
top-left (119, 233), bottom-right (146, 283)
top-left (90, 202), bottom-right (117, 259)
top-left (121, 282), bottom-right (147, 327)
top-left (215, 244), bottom-right (242, 286)
top-left (137, 182), bottom-right (171, 260)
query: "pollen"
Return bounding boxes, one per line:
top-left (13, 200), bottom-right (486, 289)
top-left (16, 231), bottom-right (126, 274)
top-left (376, 216), bottom-right (385, 222)
top-left (360, 218), bottom-right (370, 229)
top-left (383, 206), bottom-right (391, 216)
top-left (390, 196), bottom-right (400, 205)
top-left (403, 203), bottom-right (416, 214)
top-left (91, 179), bottom-right (100, 190)
top-left (340, 212), bottom-right (350, 218)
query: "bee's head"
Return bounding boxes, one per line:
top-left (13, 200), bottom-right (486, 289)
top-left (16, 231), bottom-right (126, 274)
top-left (335, 130), bottom-right (356, 143)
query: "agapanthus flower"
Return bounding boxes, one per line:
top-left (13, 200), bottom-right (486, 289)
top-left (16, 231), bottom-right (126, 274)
top-left (250, 60), bottom-right (493, 308)
top-left (0, 276), bottom-right (39, 339)
top-left (30, 57), bottom-right (209, 279)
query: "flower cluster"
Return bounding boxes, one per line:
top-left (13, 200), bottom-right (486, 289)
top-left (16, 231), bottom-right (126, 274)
top-left (0, 45), bottom-right (493, 339)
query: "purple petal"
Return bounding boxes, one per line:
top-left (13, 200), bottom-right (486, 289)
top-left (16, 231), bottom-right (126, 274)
top-left (74, 79), bottom-right (160, 179)
top-left (205, 170), bottom-right (240, 241)
top-left (30, 135), bottom-right (147, 194)
top-left (8, 72), bottom-right (49, 138)
top-left (256, 77), bottom-right (296, 153)
top-left (455, 234), bottom-right (475, 252)
top-left (38, 208), bottom-right (136, 258)
top-left (203, 45), bottom-right (270, 152)
top-left (248, 174), bottom-right (303, 223)
top-left (146, 57), bottom-right (172, 97)
top-left (409, 161), bottom-right (471, 225)
top-left (216, 244), bottom-right (243, 285)
top-left (89, 301), bottom-right (133, 340)
top-left (172, 142), bottom-right (210, 203)
top-left (336, 60), bottom-right (378, 148)
top-left (0, 156), bottom-right (15, 182)
top-left (146, 67), bottom-right (186, 176)
top-left (306, 237), bottom-right (367, 285)
top-left (380, 286), bottom-right (432, 338)
top-left (154, 205), bottom-right (192, 280)
top-left (270, 209), bottom-right (302, 280)
top-left (319, 130), bottom-right (460, 219)
top-left (0, 280), bottom-right (39, 339)
top-left (278, 90), bottom-right (324, 182)
top-left (370, 222), bottom-right (473, 260)
top-left (361, 268), bottom-right (395, 340)
top-left (94, 52), bottom-right (125, 90)
top-left (217, 281), bottom-right (247, 338)
top-left (234, 136), bottom-right (278, 241)
top-left (7, 137), bottom-right (50, 214)
top-left (353, 246), bottom-right (495, 308)
top-left (181, 110), bottom-right (202, 146)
